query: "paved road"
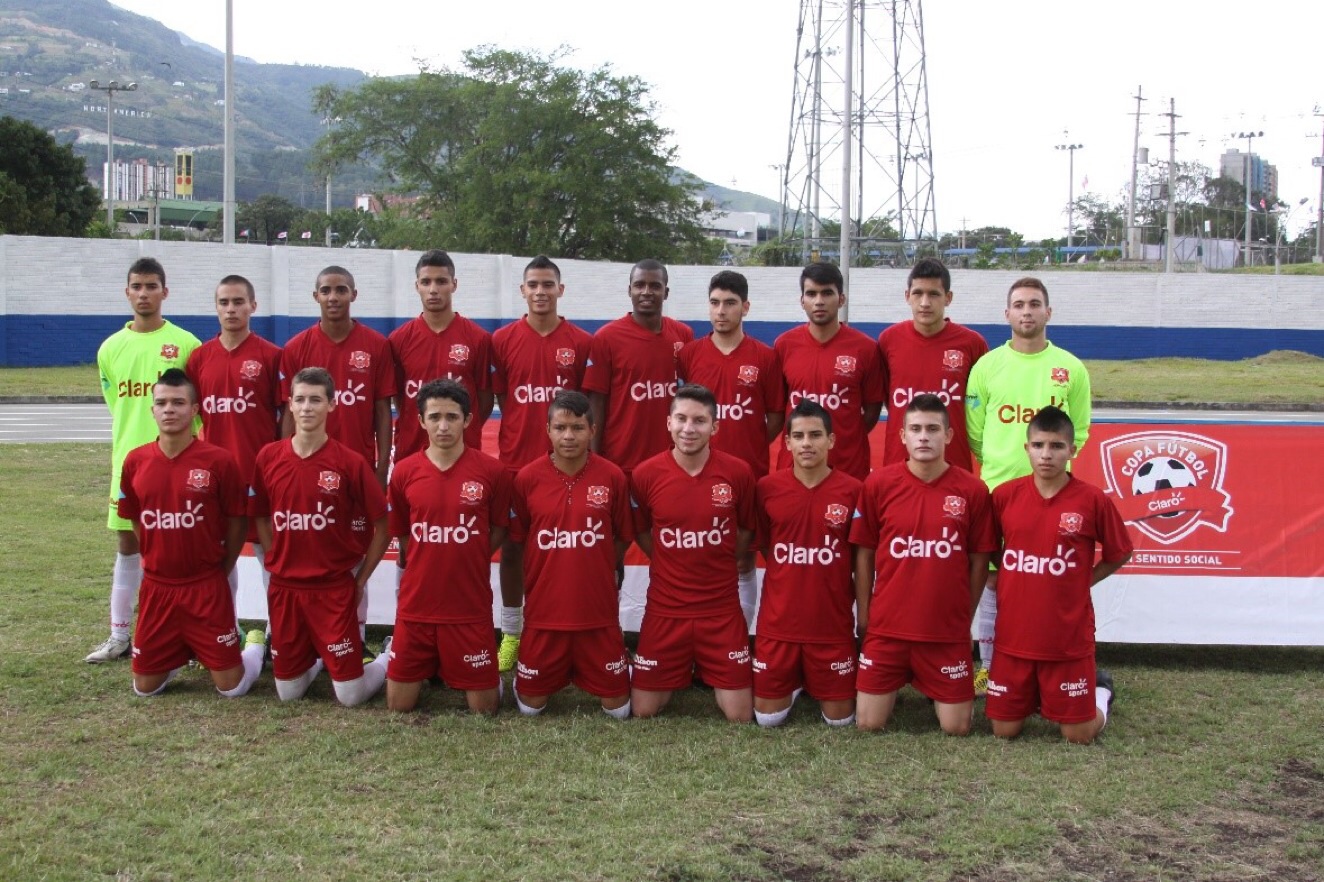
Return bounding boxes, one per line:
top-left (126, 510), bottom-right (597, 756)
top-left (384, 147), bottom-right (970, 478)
top-left (3, 403), bottom-right (1322, 444)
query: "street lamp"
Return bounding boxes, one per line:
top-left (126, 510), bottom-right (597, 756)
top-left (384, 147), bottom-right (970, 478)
top-left (1055, 138), bottom-right (1084, 249)
top-left (1233, 130), bottom-right (1263, 266)
top-left (88, 80), bottom-right (138, 233)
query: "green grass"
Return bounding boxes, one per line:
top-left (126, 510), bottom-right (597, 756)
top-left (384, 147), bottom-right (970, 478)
top-left (0, 364), bottom-right (99, 398)
top-left (1, 443), bottom-right (1321, 881)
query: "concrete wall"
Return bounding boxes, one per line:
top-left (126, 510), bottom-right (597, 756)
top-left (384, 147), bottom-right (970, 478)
top-left (2, 234), bottom-right (1323, 366)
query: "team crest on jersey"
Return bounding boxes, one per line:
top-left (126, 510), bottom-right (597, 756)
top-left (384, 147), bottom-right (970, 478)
top-left (348, 350), bottom-right (371, 371)
top-left (834, 355), bottom-right (857, 376)
top-left (240, 360), bottom-right (262, 381)
top-left (586, 485), bottom-right (611, 508)
top-left (1098, 430), bottom-right (1234, 545)
top-left (1051, 367), bottom-right (1070, 385)
top-left (555, 348), bottom-right (576, 367)
top-left (460, 481), bottom-right (485, 504)
top-left (711, 483), bottom-right (734, 506)
top-left (449, 344), bottom-right (470, 365)
top-left (824, 503), bottom-right (849, 527)
top-left (186, 469), bottom-right (211, 490)
top-left (943, 349), bottom-right (965, 370)
top-left (943, 495), bottom-right (967, 518)
top-left (737, 365), bottom-right (760, 386)
top-left (1059, 512), bottom-right (1083, 535)
top-left (160, 343), bottom-right (179, 360)
top-left (317, 470), bottom-right (341, 493)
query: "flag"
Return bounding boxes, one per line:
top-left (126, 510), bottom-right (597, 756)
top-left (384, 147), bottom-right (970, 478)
top-left (276, 231), bottom-right (288, 239)
top-left (1259, 198), bottom-right (1267, 210)
top-left (239, 228), bottom-right (250, 237)
top-left (1081, 175), bottom-right (1089, 189)
top-left (300, 230), bottom-right (312, 240)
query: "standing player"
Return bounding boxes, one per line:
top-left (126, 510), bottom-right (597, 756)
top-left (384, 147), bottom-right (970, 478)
top-left (509, 391), bottom-right (633, 719)
top-left (752, 400), bottom-right (861, 728)
top-left (877, 257), bottom-right (987, 469)
top-left (775, 262), bottom-right (884, 481)
top-left (186, 274), bottom-right (282, 624)
top-left (965, 277), bottom-right (1091, 693)
top-left (850, 394), bottom-right (996, 735)
top-left (251, 368), bottom-right (391, 707)
top-left (88, 257), bottom-right (201, 663)
top-left (986, 407), bottom-right (1131, 744)
top-left (117, 369), bottom-right (264, 698)
top-left (629, 386), bottom-right (757, 722)
top-left (385, 379), bottom-right (511, 715)
top-left (679, 270), bottom-right (785, 629)
top-left (490, 255), bottom-right (593, 672)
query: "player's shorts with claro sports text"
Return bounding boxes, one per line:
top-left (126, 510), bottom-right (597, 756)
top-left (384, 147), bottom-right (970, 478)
top-left (984, 652), bottom-right (1098, 725)
top-left (386, 619), bottom-right (499, 691)
top-left (267, 577), bottom-right (363, 683)
top-left (631, 609), bottom-right (752, 692)
top-left (132, 573), bottom-right (241, 675)
top-left (753, 635), bottom-right (857, 701)
top-left (514, 626), bottom-right (630, 698)
top-left (856, 635), bottom-right (975, 705)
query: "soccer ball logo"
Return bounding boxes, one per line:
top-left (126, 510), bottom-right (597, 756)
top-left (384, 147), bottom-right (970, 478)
top-left (834, 355), bottom-right (857, 376)
top-left (824, 503), bottom-right (849, 527)
top-left (711, 483), bottom-right (734, 506)
top-left (942, 350), bottom-right (965, 370)
top-left (555, 348), bottom-right (576, 367)
top-left (449, 344), bottom-right (470, 365)
top-left (186, 469), bottom-right (211, 490)
top-left (160, 344), bottom-right (179, 360)
top-left (943, 495), bottom-right (966, 518)
top-left (1131, 457), bottom-right (1198, 519)
top-left (317, 470), bottom-right (341, 493)
top-left (737, 365), bottom-right (759, 386)
top-left (1059, 512), bottom-right (1083, 534)
top-left (460, 481), bottom-right (484, 503)
top-left (349, 350), bottom-right (371, 371)
top-left (586, 485), bottom-right (610, 507)
top-left (1051, 367), bottom-right (1070, 385)
top-left (240, 360), bottom-right (262, 381)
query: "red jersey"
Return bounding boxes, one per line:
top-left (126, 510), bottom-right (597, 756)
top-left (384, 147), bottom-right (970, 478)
top-left (510, 454), bottom-right (634, 630)
top-left (755, 468), bottom-right (862, 643)
top-left (389, 314), bottom-right (493, 458)
top-left (848, 462), bottom-right (996, 643)
top-left (186, 332), bottom-right (283, 484)
top-left (249, 437), bottom-right (388, 587)
top-left (774, 324), bottom-right (884, 480)
top-left (388, 447), bottom-right (512, 625)
top-left (280, 322), bottom-right (396, 468)
top-left (877, 319), bottom-right (988, 469)
top-left (582, 314), bottom-right (694, 474)
top-left (118, 439), bottom-right (246, 586)
top-left (678, 334), bottom-right (785, 478)
top-left (491, 317), bottom-right (592, 471)
top-left (629, 449), bottom-right (756, 619)
top-left (992, 474), bottom-right (1133, 661)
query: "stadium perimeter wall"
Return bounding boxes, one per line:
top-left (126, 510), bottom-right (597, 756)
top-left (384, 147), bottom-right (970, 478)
top-left (2, 234), bottom-right (1323, 367)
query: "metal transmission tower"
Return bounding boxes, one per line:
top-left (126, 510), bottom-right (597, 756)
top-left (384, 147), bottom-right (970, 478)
top-left (782, 0), bottom-right (937, 265)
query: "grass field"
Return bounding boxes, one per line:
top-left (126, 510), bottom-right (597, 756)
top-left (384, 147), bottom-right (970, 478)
top-left (1, 351), bottom-right (1321, 406)
top-left (1, 443), bottom-right (1321, 881)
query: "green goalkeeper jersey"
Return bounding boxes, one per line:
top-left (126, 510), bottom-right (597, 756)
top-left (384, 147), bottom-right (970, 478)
top-left (964, 340), bottom-right (1091, 490)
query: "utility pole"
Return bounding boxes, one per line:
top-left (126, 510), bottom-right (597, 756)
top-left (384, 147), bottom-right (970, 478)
top-left (1233, 129), bottom-right (1264, 266)
top-left (840, 0), bottom-right (854, 314)
top-left (770, 164), bottom-right (785, 239)
top-left (87, 80), bottom-right (138, 233)
top-left (1126, 86), bottom-right (1146, 260)
top-left (1160, 99), bottom-right (1185, 273)
top-left (223, 0), bottom-right (235, 244)
top-left (1055, 134), bottom-right (1083, 248)
top-left (1314, 106), bottom-right (1323, 263)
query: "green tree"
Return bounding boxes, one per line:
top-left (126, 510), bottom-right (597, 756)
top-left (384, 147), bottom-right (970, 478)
top-left (311, 48), bottom-right (706, 262)
top-left (235, 194), bottom-right (302, 245)
top-left (0, 116), bottom-right (101, 236)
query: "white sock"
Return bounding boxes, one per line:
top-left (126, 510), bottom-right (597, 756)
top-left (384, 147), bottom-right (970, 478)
top-left (333, 654), bottom-right (388, 707)
top-left (132, 666), bottom-right (180, 697)
top-left (514, 689), bottom-right (544, 716)
top-left (976, 588), bottom-right (997, 669)
top-left (602, 700), bottom-right (631, 720)
top-left (755, 707), bottom-right (791, 728)
top-left (500, 606), bottom-right (523, 636)
top-left (737, 569), bottom-right (759, 631)
top-left (274, 659), bottom-right (323, 702)
top-left (110, 552), bottom-right (142, 639)
top-left (218, 643), bottom-right (265, 698)
top-left (1095, 687), bottom-right (1112, 728)
top-left (823, 712), bottom-right (856, 727)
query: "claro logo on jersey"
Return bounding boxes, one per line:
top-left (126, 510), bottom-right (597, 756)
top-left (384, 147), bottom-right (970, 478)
top-left (412, 513), bottom-right (479, 544)
top-left (203, 387), bottom-right (257, 414)
top-left (513, 379), bottom-right (570, 404)
top-left (537, 517), bottom-right (605, 549)
top-left (774, 535), bottom-right (842, 566)
top-left (659, 516), bottom-right (730, 549)
top-left (336, 380), bottom-right (367, 408)
top-left (996, 396), bottom-right (1066, 425)
top-left (891, 378), bottom-right (963, 409)
top-left (890, 525), bottom-right (963, 559)
top-left (273, 501), bottom-right (335, 531)
top-left (630, 379), bottom-right (677, 402)
top-left (715, 394), bottom-right (754, 422)
top-left (1002, 543), bottom-right (1077, 575)
top-left (141, 499), bottom-right (205, 529)
top-left (1098, 431), bottom-right (1234, 545)
top-left (789, 384), bottom-right (851, 412)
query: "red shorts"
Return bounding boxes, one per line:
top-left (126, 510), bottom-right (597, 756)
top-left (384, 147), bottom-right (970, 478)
top-left (752, 636), bottom-right (857, 701)
top-left (387, 619), bottom-right (498, 691)
top-left (984, 653), bottom-right (1097, 725)
top-left (856, 636), bottom-right (975, 705)
top-left (632, 610), bottom-right (752, 692)
top-left (514, 626), bottom-right (630, 699)
top-left (268, 578), bottom-right (363, 683)
top-left (132, 575), bottom-right (242, 675)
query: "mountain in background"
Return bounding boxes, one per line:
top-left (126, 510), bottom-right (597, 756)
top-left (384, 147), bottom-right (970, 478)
top-left (0, 0), bottom-right (778, 223)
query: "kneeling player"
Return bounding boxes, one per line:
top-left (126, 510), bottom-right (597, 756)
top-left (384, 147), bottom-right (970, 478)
top-left (850, 394), bottom-right (995, 735)
top-left (985, 406), bottom-right (1131, 744)
top-left (116, 369), bottom-right (264, 697)
top-left (386, 379), bottom-right (511, 715)
top-left (752, 400), bottom-right (861, 727)
top-left (251, 367), bottom-right (391, 706)
top-left (630, 385), bottom-right (757, 722)
top-left (509, 391), bottom-right (633, 718)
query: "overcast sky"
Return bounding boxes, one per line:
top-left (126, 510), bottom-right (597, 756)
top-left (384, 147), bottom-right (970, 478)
top-left (111, 0), bottom-right (1324, 239)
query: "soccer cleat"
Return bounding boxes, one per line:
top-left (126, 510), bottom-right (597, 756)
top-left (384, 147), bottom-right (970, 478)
top-left (497, 633), bottom-right (520, 673)
top-left (85, 635), bottom-right (131, 663)
top-left (973, 667), bottom-right (989, 697)
top-left (244, 629), bottom-right (266, 651)
top-left (1095, 669), bottom-right (1116, 710)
